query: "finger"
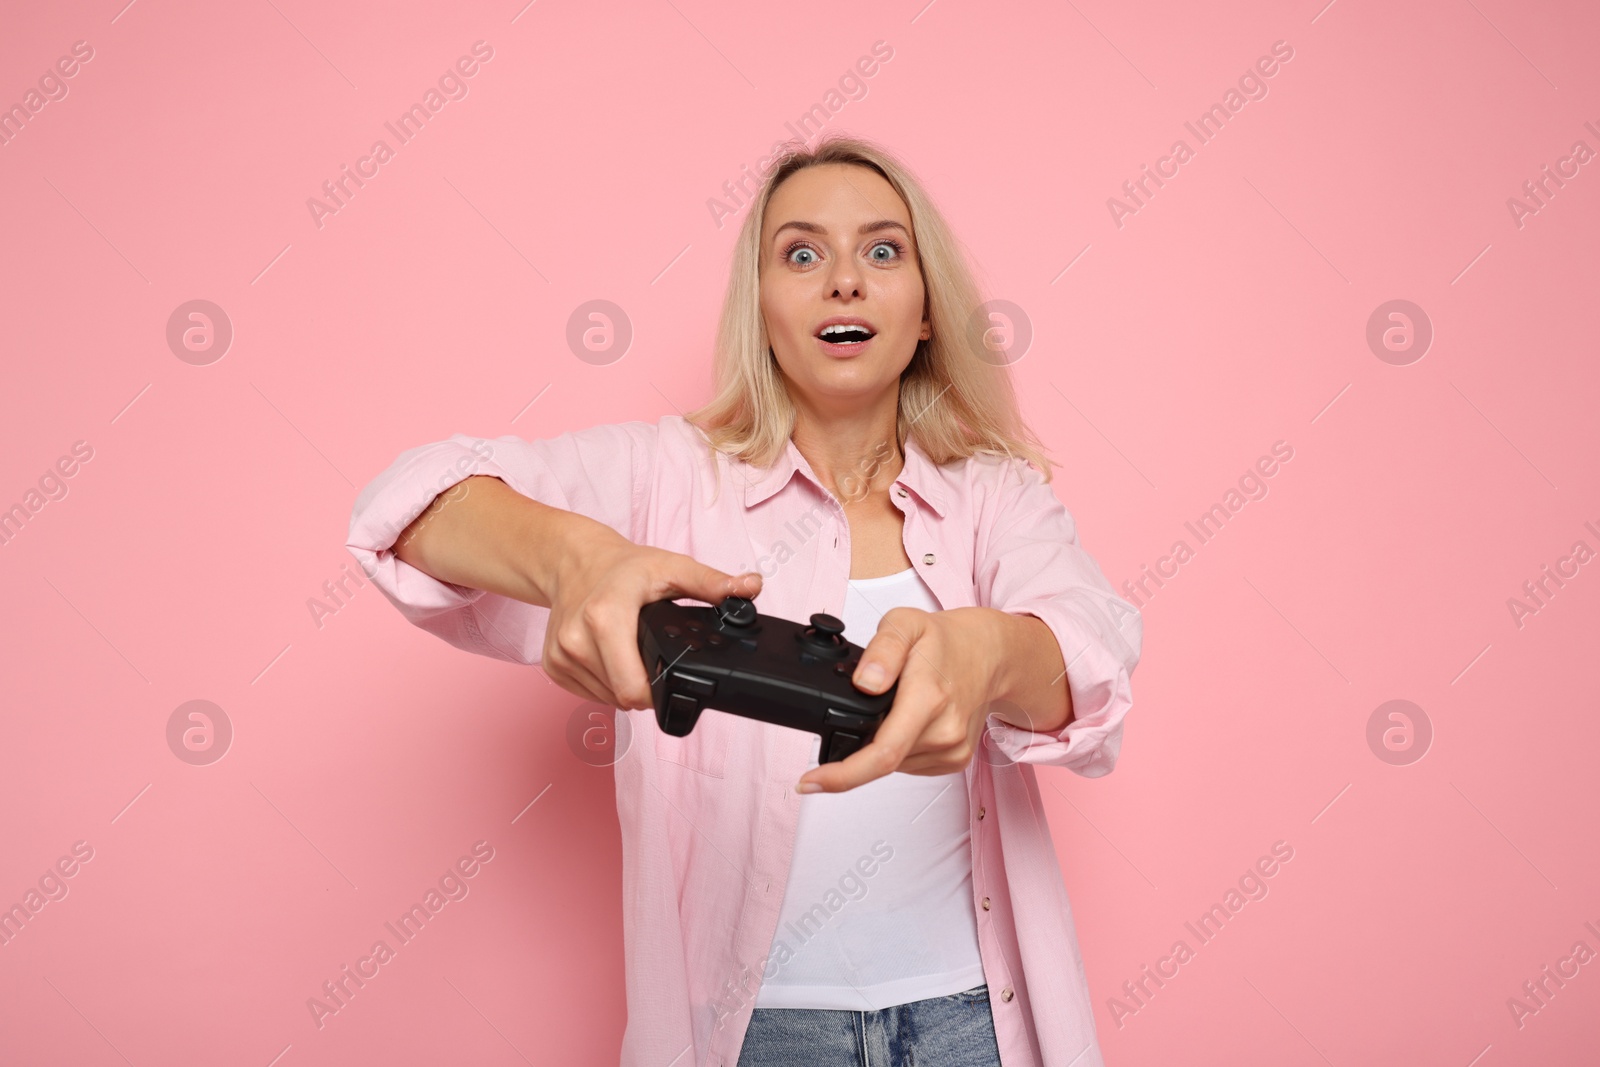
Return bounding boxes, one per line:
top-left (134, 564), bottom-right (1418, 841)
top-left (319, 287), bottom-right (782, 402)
top-left (550, 666), bottom-right (616, 709)
top-left (895, 752), bottom-right (967, 776)
top-left (547, 645), bottom-right (621, 707)
top-left (592, 608), bottom-right (655, 710)
top-left (662, 557), bottom-right (763, 606)
top-left (561, 661), bottom-right (619, 707)
top-left (892, 707), bottom-right (976, 775)
top-left (850, 609), bottom-right (921, 695)
top-left (798, 679), bottom-right (940, 793)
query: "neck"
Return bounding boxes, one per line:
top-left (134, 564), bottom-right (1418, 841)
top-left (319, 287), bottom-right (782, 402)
top-left (790, 403), bottom-right (903, 505)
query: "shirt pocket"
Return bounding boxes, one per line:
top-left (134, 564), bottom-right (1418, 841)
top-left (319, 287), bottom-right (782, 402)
top-left (651, 706), bottom-right (730, 778)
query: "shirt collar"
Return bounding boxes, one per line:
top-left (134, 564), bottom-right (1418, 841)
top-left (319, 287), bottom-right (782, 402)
top-left (739, 433), bottom-right (948, 518)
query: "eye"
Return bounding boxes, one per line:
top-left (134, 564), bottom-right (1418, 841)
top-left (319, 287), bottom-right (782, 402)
top-left (869, 239), bottom-right (906, 262)
top-left (784, 242), bottom-right (819, 266)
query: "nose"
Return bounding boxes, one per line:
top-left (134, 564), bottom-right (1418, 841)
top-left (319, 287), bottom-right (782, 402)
top-left (825, 257), bottom-right (862, 299)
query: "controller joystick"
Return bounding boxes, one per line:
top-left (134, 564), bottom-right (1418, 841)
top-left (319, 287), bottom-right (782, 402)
top-left (798, 613), bottom-right (850, 657)
top-left (715, 596), bottom-right (758, 628)
top-left (637, 597), bottom-right (897, 763)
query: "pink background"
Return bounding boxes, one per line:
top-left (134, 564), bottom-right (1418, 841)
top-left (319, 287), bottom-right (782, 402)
top-left (2, 0), bottom-right (1597, 1063)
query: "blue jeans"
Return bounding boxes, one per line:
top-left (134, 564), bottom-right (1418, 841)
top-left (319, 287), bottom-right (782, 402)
top-left (736, 984), bottom-right (1002, 1066)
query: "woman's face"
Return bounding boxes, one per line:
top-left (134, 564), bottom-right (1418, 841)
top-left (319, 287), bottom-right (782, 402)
top-left (759, 163), bottom-right (931, 416)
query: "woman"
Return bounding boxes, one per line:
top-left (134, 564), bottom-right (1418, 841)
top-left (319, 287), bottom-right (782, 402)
top-left (347, 135), bottom-right (1142, 1067)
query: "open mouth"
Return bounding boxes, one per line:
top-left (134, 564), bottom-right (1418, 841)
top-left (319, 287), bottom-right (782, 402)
top-left (816, 324), bottom-right (877, 346)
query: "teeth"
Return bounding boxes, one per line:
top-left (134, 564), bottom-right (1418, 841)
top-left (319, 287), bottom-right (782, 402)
top-left (820, 324), bottom-right (873, 340)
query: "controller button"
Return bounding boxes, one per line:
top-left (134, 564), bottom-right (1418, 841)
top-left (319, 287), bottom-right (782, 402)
top-left (825, 731), bottom-right (864, 762)
top-left (738, 637), bottom-right (758, 653)
top-left (663, 624), bottom-right (682, 637)
top-left (799, 651), bottom-right (816, 666)
top-left (707, 633), bottom-right (726, 647)
top-left (685, 638), bottom-right (703, 651)
top-left (716, 596), bottom-right (758, 627)
top-left (686, 620), bottom-right (704, 632)
top-left (669, 670), bottom-right (717, 700)
top-left (833, 662), bottom-right (849, 675)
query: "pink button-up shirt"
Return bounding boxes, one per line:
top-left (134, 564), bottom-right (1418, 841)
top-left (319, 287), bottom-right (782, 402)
top-left (346, 414), bottom-right (1143, 1067)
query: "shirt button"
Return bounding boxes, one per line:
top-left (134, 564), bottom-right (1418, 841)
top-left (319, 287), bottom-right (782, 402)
top-left (1001, 987), bottom-right (1014, 1002)
top-left (922, 553), bottom-right (936, 565)
top-left (896, 487), bottom-right (907, 497)
top-left (977, 805), bottom-right (986, 820)
top-left (981, 896), bottom-right (991, 911)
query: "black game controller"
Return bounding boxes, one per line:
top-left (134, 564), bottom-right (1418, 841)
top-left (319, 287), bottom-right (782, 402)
top-left (637, 595), bottom-right (898, 763)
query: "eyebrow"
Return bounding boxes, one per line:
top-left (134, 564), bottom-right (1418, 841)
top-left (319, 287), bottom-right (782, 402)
top-left (770, 219), bottom-right (911, 244)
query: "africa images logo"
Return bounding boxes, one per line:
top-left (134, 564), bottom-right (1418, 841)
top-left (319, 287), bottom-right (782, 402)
top-left (305, 42), bottom-right (495, 229)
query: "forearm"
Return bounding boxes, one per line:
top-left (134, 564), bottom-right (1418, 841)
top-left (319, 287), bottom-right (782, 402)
top-left (391, 474), bottom-right (615, 608)
top-left (982, 608), bottom-right (1074, 734)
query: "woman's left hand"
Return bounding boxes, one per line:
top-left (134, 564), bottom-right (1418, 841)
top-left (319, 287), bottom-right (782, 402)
top-left (795, 606), bottom-right (1009, 794)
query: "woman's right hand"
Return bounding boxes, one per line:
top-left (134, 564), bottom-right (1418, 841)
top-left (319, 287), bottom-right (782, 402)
top-left (542, 528), bottom-right (763, 711)
top-left (388, 474), bottom-right (758, 710)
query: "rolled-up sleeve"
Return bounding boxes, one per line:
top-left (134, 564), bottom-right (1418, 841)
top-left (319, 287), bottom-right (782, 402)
top-left (972, 457), bottom-right (1143, 776)
top-left (346, 421), bottom-right (657, 665)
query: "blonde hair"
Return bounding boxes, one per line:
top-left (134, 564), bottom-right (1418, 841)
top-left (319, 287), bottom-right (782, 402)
top-left (683, 134), bottom-right (1055, 496)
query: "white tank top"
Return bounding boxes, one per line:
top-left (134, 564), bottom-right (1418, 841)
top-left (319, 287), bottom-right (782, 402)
top-left (752, 567), bottom-right (986, 1010)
